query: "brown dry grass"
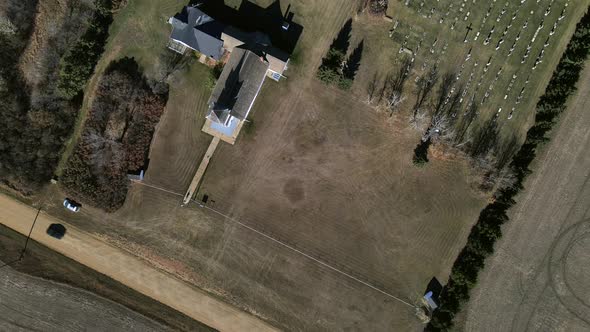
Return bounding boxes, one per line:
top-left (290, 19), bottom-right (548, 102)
top-left (39, 1), bottom-right (436, 329)
top-left (199, 75), bottom-right (487, 299)
top-left (37, 0), bottom-right (588, 330)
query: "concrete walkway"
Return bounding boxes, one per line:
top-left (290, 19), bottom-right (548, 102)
top-left (184, 136), bottom-right (221, 204)
top-left (0, 194), bottom-right (277, 332)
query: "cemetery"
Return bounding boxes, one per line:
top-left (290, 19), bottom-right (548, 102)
top-left (359, 0), bottom-right (586, 165)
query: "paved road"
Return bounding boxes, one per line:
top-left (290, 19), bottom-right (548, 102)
top-left (464, 65), bottom-right (590, 331)
top-left (0, 263), bottom-right (172, 332)
top-left (0, 194), bottom-right (277, 332)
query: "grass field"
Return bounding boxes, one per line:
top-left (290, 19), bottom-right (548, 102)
top-left (199, 76), bottom-right (486, 295)
top-left (38, 0), bottom-right (589, 330)
top-left (43, 0), bottom-right (429, 329)
top-left (459, 62), bottom-right (590, 331)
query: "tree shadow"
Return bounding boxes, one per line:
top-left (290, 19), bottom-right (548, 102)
top-left (343, 40), bottom-right (363, 80)
top-left (413, 137), bottom-right (431, 165)
top-left (329, 18), bottom-right (353, 55)
top-left (105, 56), bottom-right (142, 79)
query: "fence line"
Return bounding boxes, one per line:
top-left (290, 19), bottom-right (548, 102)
top-left (134, 180), bottom-right (416, 308)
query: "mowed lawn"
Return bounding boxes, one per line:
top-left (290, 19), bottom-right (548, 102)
top-left (199, 68), bottom-right (486, 298)
top-left (45, 0), bottom-right (426, 330)
top-left (44, 0), bottom-right (586, 330)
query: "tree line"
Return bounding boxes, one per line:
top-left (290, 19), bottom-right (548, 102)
top-left (61, 57), bottom-right (168, 211)
top-left (57, 0), bottom-right (116, 99)
top-left (427, 8), bottom-right (590, 331)
top-left (0, 0), bottom-right (111, 193)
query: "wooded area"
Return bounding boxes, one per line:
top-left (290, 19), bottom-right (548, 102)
top-left (57, 0), bottom-right (114, 99)
top-left (0, 0), bottom-right (117, 194)
top-left (428, 8), bottom-right (590, 331)
top-left (0, 0), bottom-right (96, 193)
top-left (61, 57), bottom-right (168, 211)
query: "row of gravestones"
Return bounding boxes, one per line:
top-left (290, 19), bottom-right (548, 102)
top-left (443, 0), bottom-right (567, 120)
top-left (396, 0), bottom-right (569, 121)
top-left (503, 0), bottom-right (569, 119)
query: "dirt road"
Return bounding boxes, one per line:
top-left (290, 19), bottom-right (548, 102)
top-left (0, 194), bottom-right (276, 332)
top-left (462, 65), bottom-right (590, 331)
top-left (0, 263), bottom-right (171, 331)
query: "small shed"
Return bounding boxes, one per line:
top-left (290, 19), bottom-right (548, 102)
top-left (423, 277), bottom-right (443, 310)
top-left (127, 159), bottom-right (150, 181)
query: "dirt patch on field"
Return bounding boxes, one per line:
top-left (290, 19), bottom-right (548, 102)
top-left (461, 64), bottom-right (590, 331)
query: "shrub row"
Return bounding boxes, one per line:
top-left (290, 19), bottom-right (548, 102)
top-left (61, 58), bottom-right (168, 211)
top-left (317, 48), bottom-right (354, 89)
top-left (428, 8), bottom-right (590, 331)
top-left (57, 0), bottom-right (114, 99)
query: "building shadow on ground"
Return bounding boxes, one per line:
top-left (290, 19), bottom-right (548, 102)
top-left (189, 0), bottom-right (303, 55)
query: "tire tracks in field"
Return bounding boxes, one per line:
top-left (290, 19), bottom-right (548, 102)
top-left (464, 64), bottom-right (590, 331)
top-left (511, 182), bottom-right (590, 331)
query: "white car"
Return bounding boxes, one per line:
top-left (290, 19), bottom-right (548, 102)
top-left (63, 199), bottom-right (81, 212)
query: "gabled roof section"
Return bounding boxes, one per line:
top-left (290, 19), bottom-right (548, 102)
top-left (169, 6), bottom-right (225, 59)
top-left (208, 48), bottom-right (269, 121)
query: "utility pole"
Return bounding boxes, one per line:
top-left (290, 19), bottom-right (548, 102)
top-left (19, 207), bottom-right (42, 260)
top-left (0, 207), bottom-right (41, 270)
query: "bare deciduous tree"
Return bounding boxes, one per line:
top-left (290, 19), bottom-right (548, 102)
top-left (157, 49), bottom-right (191, 82)
top-left (473, 152), bottom-right (517, 192)
top-left (423, 112), bottom-right (452, 141)
top-left (0, 16), bottom-right (17, 34)
top-left (386, 90), bottom-right (406, 116)
top-left (495, 134), bottom-right (519, 170)
top-left (409, 110), bottom-right (428, 131)
top-left (390, 56), bottom-right (413, 95)
top-left (383, 56), bottom-right (413, 115)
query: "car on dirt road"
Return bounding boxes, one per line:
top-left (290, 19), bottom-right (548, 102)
top-left (63, 198), bottom-right (80, 212)
top-left (46, 223), bottom-right (67, 239)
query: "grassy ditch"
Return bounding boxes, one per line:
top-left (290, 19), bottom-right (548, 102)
top-left (0, 223), bottom-right (215, 332)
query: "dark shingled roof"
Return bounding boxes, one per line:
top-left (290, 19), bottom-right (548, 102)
top-left (169, 6), bottom-right (225, 59)
top-left (208, 48), bottom-right (269, 124)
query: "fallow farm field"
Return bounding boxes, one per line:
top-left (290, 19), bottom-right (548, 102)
top-left (460, 62), bottom-right (590, 332)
